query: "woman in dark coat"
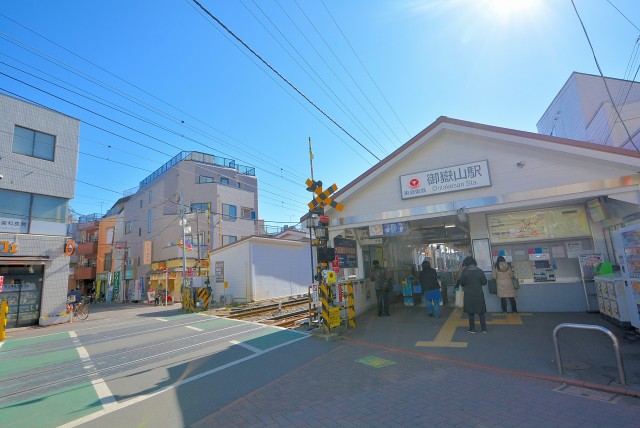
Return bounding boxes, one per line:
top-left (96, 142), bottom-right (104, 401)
top-left (457, 256), bottom-right (488, 333)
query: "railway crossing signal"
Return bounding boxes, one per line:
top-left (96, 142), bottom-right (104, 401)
top-left (305, 179), bottom-right (344, 212)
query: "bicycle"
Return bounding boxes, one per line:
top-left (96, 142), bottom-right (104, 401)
top-left (67, 296), bottom-right (90, 320)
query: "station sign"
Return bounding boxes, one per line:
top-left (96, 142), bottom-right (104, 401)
top-left (400, 159), bottom-right (491, 199)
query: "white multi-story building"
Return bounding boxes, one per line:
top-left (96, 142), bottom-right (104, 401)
top-left (119, 151), bottom-right (258, 301)
top-left (0, 93), bottom-right (79, 327)
top-left (537, 72), bottom-right (640, 149)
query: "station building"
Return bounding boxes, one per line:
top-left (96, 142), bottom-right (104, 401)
top-left (326, 74), bottom-right (640, 315)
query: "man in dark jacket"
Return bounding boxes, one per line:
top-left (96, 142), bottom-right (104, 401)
top-left (457, 256), bottom-right (488, 333)
top-left (371, 260), bottom-right (390, 316)
top-left (419, 260), bottom-right (441, 318)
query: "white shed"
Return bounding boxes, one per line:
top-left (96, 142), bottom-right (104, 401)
top-left (208, 236), bottom-right (315, 304)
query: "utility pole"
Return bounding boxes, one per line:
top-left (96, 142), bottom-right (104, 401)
top-left (181, 189), bottom-right (187, 292)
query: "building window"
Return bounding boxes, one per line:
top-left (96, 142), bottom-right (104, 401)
top-left (140, 199), bottom-right (143, 208)
top-left (13, 125), bottom-right (55, 161)
top-left (0, 189), bottom-right (30, 223)
top-left (222, 203), bottom-right (237, 221)
top-left (222, 235), bottom-right (237, 245)
top-left (138, 227), bottom-right (141, 236)
top-left (125, 220), bottom-right (132, 234)
top-left (147, 209), bottom-right (152, 233)
top-left (106, 228), bottom-right (115, 244)
top-left (148, 191), bottom-right (152, 203)
top-left (137, 256), bottom-right (141, 266)
top-left (220, 177), bottom-right (230, 185)
top-left (31, 195), bottom-right (67, 223)
top-left (104, 252), bottom-right (113, 271)
top-left (191, 232), bottom-right (205, 247)
top-left (191, 203), bottom-right (208, 213)
top-left (241, 207), bottom-right (255, 220)
top-left (198, 176), bottom-right (214, 183)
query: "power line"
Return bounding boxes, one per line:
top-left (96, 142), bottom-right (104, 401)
top-left (571, 0), bottom-right (639, 152)
top-left (190, 0), bottom-right (381, 162)
top-left (320, 0), bottom-right (411, 139)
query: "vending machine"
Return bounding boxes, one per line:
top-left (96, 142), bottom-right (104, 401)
top-left (613, 224), bottom-right (640, 329)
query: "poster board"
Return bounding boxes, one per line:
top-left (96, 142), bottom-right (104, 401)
top-left (578, 254), bottom-right (603, 312)
top-left (488, 206), bottom-right (591, 244)
top-left (472, 239), bottom-right (492, 272)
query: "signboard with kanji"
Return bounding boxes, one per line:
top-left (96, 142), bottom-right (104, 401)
top-left (215, 261), bottom-right (224, 283)
top-left (334, 237), bottom-right (357, 268)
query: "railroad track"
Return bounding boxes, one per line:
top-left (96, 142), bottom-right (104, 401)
top-left (219, 297), bottom-right (317, 328)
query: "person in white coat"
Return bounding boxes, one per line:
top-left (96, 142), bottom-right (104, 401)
top-left (492, 256), bottom-right (518, 313)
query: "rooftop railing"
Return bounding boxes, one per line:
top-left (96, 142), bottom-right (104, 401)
top-left (138, 151), bottom-right (255, 189)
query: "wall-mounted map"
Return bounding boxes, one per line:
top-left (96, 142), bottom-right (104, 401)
top-left (488, 206), bottom-right (591, 244)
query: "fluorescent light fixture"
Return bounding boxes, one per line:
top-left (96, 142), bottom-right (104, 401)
top-left (444, 224), bottom-right (456, 228)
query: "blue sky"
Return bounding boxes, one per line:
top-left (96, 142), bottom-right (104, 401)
top-left (1, 0), bottom-right (639, 227)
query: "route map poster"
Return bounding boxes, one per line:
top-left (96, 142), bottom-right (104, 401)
top-left (488, 206), bottom-right (590, 244)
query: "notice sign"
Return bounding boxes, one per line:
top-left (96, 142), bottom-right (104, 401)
top-left (334, 237), bottom-right (357, 268)
top-left (143, 240), bottom-right (152, 265)
top-left (328, 306), bottom-right (341, 328)
top-left (400, 160), bottom-right (491, 199)
top-left (215, 261), bottom-right (224, 283)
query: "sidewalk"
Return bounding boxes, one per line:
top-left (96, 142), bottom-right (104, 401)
top-left (194, 301), bottom-right (640, 427)
top-left (347, 301), bottom-right (640, 397)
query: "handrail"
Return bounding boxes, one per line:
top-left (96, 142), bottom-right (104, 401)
top-left (552, 323), bottom-right (626, 385)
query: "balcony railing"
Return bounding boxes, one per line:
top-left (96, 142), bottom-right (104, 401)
top-left (75, 241), bottom-right (98, 256)
top-left (75, 266), bottom-right (96, 280)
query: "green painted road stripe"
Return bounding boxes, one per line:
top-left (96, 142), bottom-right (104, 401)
top-left (1, 332), bottom-right (70, 351)
top-left (190, 317), bottom-right (245, 330)
top-left (0, 347), bottom-right (79, 378)
top-left (236, 328), bottom-right (306, 351)
top-left (0, 381), bottom-right (101, 427)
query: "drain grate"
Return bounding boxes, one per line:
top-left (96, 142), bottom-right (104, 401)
top-left (553, 384), bottom-right (619, 403)
top-left (563, 361), bottom-right (591, 370)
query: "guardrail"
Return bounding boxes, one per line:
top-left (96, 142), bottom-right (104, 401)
top-left (552, 323), bottom-right (626, 385)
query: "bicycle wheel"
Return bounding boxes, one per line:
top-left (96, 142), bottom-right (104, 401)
top-left (77, 304), bottom-right (89, 320)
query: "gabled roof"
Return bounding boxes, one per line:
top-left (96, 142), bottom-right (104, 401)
top-left (331, 115), bottom-right (640, 203)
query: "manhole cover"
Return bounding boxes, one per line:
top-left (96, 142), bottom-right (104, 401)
top-left (554, 384), bottom-right (619, 403)
top-left (563, 361), bottom-right (591, 370)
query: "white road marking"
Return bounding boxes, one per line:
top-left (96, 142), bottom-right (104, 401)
top-left (230, 339), bottom-right (262, 354)
top-left (186, 325), bottom-right (203, 331)
top-left (59, 333), bottom-right (310, 427)
top-left (68, 330), bottom-right (118, 414)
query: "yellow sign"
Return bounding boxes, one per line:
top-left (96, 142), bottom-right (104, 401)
top-left (224, 281), bottom-right (228, 289)
top-left (328, 306), bottom-right (341, 328)
top-left (326, 271), bottom-right (337, 283)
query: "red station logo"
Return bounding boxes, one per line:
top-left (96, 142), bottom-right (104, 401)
top-left (409, 178), bottom-right (420, 189)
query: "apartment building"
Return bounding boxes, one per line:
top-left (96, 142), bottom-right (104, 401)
top-left (0, 93), bottom-right (79, 327)
top-left (119, 151), bottom-right (258, 302)
top-left (537, 72), bottom-right (640, 149)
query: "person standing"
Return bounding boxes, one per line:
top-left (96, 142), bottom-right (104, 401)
top-left (419, 260), bottom-right (441, 318)
top-left (371, 260), bottom-right (390, 316)
top-left (457, 256), bottom-right (488, 333)
top-left (492, 256), bottom-right (518, 313)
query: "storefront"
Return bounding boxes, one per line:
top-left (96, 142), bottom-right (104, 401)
top-left (0, 235), bottom-right (70, 327)
top-left (324, 117), bottom-right (640, 313)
